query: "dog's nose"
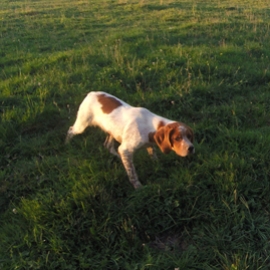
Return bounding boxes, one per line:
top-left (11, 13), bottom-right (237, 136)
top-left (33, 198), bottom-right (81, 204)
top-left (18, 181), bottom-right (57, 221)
top-left (188, 145), bottom-right (194, 153)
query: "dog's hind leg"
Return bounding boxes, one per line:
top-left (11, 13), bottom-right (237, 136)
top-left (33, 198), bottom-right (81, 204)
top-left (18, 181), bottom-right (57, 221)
top-left (104, 135), bottom-right (120, 157)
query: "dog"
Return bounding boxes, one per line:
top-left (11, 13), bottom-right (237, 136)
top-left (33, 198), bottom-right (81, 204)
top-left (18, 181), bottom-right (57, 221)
top-left (66, 91), bottom-right (195, 189)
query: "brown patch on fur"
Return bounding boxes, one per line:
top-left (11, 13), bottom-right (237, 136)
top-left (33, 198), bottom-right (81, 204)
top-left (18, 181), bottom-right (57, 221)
top-left (148, 132), bottom-right (155, 143)
top-left (148, 121), bottom-right (165, 143)
top-left (154, 123), bottom-right (179, 154)
top-left (157, 121), bottom-right (165, 129)
top-left (97, 94), bottom-right (122, 114)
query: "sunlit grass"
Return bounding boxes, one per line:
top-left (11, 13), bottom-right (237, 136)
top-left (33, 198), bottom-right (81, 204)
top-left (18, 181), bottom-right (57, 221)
top-left (1, 0), bottom-right (270, 269)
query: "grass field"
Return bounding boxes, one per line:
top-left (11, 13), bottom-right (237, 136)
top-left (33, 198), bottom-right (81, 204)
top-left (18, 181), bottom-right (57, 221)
top-left (1, 0), bottom-right (270, 269)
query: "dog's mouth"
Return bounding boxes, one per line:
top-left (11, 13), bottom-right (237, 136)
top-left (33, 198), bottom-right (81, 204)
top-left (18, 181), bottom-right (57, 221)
top-left (172, 140), bottom-right (195, 154)
top-left (173, 145), bottom-right (195, 157)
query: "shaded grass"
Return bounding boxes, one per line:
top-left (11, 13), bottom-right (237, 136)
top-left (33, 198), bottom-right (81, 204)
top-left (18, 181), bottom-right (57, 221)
top-left (1, 0), bottom-right (270, 269)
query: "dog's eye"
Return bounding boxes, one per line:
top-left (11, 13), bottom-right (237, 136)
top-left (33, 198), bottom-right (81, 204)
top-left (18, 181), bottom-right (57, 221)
top-left (175, 136), bottom-right (182, 141)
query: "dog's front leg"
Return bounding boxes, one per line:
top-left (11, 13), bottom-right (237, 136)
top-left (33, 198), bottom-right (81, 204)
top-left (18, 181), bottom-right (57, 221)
top-left (118, 146), bottom-right (142, 189)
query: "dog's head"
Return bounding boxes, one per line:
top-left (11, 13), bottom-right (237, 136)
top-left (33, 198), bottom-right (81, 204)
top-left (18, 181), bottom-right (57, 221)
top-left (154, 122), bottom-right (194, 157)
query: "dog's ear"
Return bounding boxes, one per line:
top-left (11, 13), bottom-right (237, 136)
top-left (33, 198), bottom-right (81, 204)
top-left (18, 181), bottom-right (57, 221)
top-left (153, 125), bottom-right (173, 154)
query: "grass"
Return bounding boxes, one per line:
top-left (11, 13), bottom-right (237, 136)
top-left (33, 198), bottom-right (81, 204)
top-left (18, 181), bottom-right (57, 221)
top-left (1, 0), bottom-right (270, 269)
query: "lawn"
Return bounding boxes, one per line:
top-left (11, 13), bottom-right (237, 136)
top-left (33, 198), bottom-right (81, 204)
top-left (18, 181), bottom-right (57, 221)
top-left (1, 0), bottom-right (270, 269)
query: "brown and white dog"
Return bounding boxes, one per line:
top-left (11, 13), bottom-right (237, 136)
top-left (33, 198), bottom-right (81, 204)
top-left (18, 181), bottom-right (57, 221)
top-left (66, 91), bottom-right (194, 189)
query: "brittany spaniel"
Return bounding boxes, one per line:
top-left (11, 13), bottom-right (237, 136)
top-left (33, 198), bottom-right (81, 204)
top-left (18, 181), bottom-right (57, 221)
top-left (66, 91), bottom-right (195, 189)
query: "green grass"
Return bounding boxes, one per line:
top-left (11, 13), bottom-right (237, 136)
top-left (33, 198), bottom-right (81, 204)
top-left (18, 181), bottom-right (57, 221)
top-left (1, 0), bottom-right (270, 269)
